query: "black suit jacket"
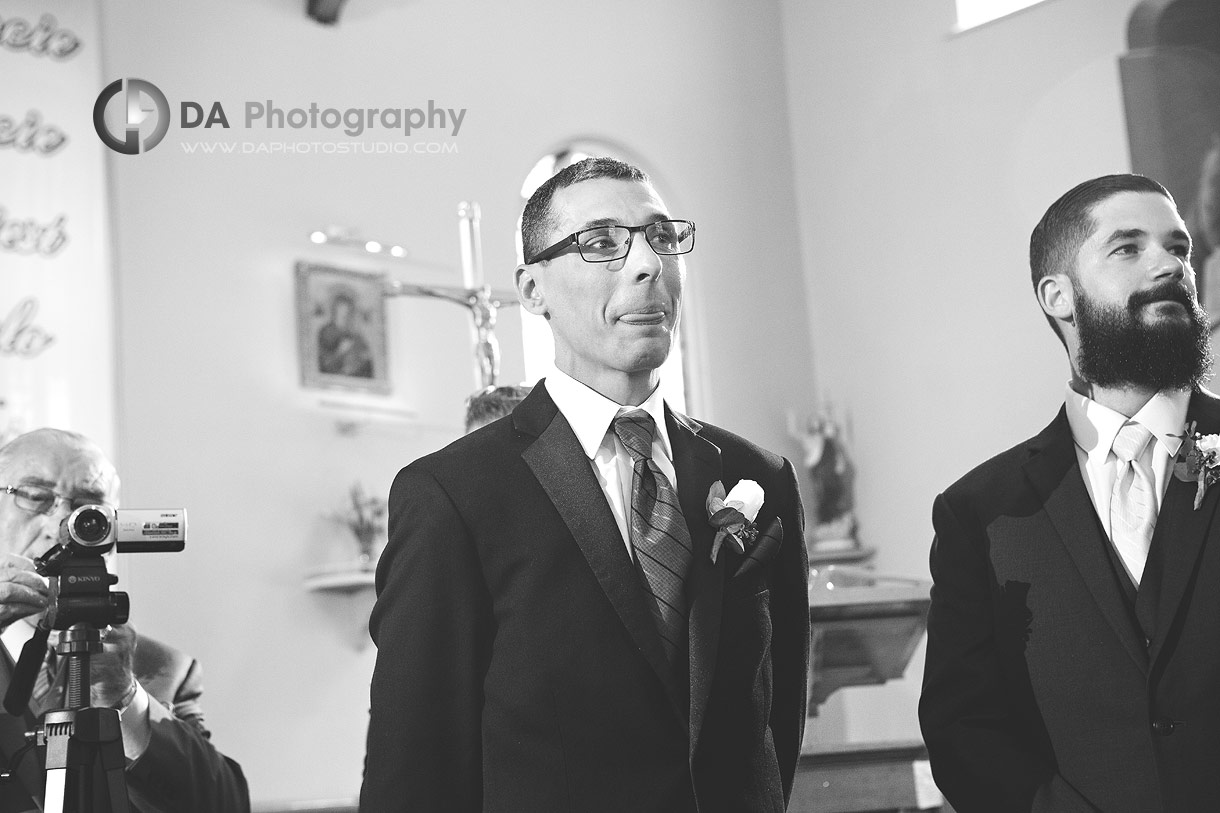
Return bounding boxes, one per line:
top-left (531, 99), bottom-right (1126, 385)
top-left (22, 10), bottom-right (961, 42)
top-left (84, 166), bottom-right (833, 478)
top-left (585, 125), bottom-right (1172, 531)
top-left (0, 633), bottom-right (249, 813)
top-left (361, 382), bottom-right (809, 812)
top-left (920, 390), bottom-right (1220, 812)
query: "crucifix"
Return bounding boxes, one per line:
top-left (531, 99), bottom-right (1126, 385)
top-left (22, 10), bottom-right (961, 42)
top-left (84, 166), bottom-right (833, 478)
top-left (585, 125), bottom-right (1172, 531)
top-left (382, 202), bottom-right (520, 390)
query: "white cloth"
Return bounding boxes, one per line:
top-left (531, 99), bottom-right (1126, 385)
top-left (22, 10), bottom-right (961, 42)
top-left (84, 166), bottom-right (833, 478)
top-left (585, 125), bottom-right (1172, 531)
top-left (544, 368), bottom-right (677, 557)
top-left (1064, 385), bottom-right (1189, 584)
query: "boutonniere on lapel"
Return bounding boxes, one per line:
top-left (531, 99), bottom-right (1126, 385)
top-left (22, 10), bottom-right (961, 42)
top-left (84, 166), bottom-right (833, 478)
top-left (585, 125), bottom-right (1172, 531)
top-left (1173, 420), bottom-right (1220, 509)
top-left (706, 480), bottom-right (785, 576)
top-left (706, 479), bottom-right (763, 563)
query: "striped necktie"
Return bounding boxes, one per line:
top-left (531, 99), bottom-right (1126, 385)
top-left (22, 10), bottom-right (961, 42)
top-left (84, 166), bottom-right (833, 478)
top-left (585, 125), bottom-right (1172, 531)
top-left (30, 647), bottom-right (59, 716)
top-left (613, 409), bottom-right (693, 669)
top-left (1110, 421), bottom-right (1157, 587)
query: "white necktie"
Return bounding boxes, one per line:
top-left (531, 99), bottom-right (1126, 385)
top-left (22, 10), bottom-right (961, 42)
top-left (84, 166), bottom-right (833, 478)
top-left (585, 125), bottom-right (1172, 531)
top-left (1110, 421), bottom-right (1156, 587)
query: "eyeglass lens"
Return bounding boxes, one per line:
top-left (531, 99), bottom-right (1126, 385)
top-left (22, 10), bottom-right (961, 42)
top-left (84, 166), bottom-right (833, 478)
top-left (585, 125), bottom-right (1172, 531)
top-left (6, 486), bottom-right (97, 514)
top-left (576, 221), bottom-right (694, 261)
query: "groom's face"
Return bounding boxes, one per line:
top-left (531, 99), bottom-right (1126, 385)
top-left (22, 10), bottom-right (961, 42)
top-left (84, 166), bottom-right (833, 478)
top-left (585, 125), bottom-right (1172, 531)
top-left (1069, 191), bottom-right (1210, 390)
top-left (1071, 191), bottom-right (1195, 326)
top-left (524, 178), bottom-right (685, 389)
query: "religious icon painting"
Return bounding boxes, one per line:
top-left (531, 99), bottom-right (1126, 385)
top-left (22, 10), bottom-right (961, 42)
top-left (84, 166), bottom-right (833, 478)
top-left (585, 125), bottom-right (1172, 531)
top-left (295, 262), bottom-right (391, 394)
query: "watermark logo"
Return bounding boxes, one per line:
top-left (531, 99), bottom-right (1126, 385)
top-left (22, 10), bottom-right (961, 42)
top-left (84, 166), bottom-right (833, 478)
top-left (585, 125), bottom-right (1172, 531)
top-left (93, 78), bottom-right (169, 154)
top-left (90, 79), bottom-right (465, 157)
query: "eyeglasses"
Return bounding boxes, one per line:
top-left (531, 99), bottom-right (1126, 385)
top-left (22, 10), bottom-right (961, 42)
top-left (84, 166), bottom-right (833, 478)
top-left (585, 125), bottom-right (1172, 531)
top-left (526, 219), bottom-right (695, 265)
top-left (2, 485), bottom-right (108, 516)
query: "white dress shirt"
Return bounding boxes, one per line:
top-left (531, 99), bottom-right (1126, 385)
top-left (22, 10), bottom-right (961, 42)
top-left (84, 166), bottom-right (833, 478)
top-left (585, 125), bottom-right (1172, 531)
top-left (1064, 384), bottom-right (1189, 584)
top-left (545, 368), bottom-right (678, 559)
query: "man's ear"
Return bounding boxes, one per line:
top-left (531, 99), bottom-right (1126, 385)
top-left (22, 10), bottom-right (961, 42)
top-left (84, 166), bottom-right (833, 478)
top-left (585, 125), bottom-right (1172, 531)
top-left (1037, 273), bottom-right (1074, 325)
top-left (516, 264), bottom-right (547, 317)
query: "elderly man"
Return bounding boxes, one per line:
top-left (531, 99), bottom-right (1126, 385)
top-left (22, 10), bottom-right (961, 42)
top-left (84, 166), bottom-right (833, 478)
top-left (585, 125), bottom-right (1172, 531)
top-left (361, 157), bottom-right (810, 812)
top-left (920, 174), bottom-right (1220, 812)
top-left (0, 428), bottom-right (249, 812)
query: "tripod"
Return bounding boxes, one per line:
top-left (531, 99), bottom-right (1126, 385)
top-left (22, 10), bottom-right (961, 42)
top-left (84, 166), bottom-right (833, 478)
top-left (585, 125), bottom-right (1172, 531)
top-left (0, 504), bottom-right (148, 811)
top-left (4, 623), bottom-right (131, 812)
top-left (42, 624), bottom-right (131, 813)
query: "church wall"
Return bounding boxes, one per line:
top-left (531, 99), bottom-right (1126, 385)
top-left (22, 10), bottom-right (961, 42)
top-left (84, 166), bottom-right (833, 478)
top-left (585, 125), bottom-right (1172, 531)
top-left (780, 0), bottom-right (1143, 745)
top-left (97, 0), bottom-right (815, 802)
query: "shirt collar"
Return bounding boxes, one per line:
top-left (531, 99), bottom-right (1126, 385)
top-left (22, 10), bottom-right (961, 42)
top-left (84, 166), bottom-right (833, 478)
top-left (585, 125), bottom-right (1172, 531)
top-left (1064, 383), bottom-right (1189, 463)
top-left (545, 367), bottom-right (673, 462)
top-left (0, 617), bottom-right (39, 665)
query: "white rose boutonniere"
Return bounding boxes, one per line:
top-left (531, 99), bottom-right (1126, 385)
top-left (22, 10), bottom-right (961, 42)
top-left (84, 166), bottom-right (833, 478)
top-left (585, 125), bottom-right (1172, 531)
top-left (705, 479), bottom-right (764, 564)
top-left (1173, 421), bottom-right (1220, 510)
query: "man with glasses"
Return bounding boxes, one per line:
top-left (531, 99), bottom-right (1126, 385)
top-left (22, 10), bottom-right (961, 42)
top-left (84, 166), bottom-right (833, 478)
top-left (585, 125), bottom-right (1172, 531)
top-left (362, 157), bottom-right (809, 812)
top-left (0, 428), bottom-right (249, 812)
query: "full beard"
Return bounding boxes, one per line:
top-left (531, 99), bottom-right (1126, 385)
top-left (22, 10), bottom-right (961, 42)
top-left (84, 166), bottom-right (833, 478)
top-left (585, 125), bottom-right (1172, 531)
top-left (1075, 279), bottom-right (1214, 391)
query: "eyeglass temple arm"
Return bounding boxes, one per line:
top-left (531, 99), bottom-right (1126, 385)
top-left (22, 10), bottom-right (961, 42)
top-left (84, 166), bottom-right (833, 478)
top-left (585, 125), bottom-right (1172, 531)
top-left (525, 234), bottom-right (577, 266)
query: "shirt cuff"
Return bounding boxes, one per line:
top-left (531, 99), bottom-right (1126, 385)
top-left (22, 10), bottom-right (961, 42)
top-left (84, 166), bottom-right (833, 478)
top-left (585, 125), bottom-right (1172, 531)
top-left (118, 681), bottom-right (152, 763)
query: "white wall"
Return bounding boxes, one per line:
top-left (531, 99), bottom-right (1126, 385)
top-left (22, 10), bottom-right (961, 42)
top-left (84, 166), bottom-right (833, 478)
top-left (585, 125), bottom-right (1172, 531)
top-left (94, 0), bottom-right (1157, 795)
top-left (780, 0), bottom-right (1141, 744)
top-left (97, 0), bottom-right (816, 803)
top-left (2, 0), bottom-right (115, 452)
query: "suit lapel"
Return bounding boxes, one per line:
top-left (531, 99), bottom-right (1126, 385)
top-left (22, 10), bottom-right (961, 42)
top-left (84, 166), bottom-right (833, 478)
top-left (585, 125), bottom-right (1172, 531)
top-left (1146, 391), bottom-right (1220, 665)
top-left (1023, 408), bottom-right (1149, 670)
top-left (517, 384), bottom-right (685, 718)
top-left (667, 408), bottom-right (724, 758)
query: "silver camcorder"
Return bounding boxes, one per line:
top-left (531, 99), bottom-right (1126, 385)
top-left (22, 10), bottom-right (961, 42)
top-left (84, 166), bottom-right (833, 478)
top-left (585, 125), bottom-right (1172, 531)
top-left (61, 504), bottom-right (187, 553)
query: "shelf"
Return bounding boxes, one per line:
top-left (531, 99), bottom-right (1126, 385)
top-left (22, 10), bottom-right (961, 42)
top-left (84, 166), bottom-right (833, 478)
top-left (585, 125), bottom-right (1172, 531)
top-left (304, 562), bottom-right (376, 593)
top-left (809, 545), bottom-right (876, 565)
top-left (316, 398), bottom-right (420, 422)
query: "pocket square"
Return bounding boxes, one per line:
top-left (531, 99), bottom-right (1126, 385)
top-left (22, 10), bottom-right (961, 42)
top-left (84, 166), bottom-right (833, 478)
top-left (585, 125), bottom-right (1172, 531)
top-left (733, 517), bottom-right (782, 578)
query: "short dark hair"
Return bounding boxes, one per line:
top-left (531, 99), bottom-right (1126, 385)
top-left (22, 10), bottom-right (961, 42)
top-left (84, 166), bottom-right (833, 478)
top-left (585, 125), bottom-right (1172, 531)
top-left (464, 384), bottom-right (532, 433)
top-left (520, 156), bottom-right (650, 265)
top-left (1029, 173), bottom-right (1175, 340)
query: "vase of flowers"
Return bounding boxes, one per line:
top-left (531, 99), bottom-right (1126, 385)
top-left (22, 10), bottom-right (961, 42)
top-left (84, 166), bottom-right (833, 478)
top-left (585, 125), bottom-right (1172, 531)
top-left (328, 481), bottom-right (387, 569)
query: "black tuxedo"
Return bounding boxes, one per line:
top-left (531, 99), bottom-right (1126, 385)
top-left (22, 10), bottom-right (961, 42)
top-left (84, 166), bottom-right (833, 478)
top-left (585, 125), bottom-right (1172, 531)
top-left (361, 382), bottom-right (809, 812)
top-left (0, 632), bottom-right (249, 813)
top-left (920, 390), bottom-right (1220, 812)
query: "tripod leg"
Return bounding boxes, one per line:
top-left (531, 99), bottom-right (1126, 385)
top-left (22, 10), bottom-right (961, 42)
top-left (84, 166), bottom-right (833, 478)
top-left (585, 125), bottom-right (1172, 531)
top-left (43, 713), bottom-right (71, 813)
top-left (45, 767), bottom-right (67, 813)
top-left (97, 731), bottom-right (130, 813)
top-left (41, 707), bottom-right (130, 813)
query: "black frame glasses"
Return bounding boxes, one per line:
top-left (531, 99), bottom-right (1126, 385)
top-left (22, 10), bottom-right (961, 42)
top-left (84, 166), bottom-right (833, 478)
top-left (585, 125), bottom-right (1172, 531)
top-left (525, 219), bottom-right (695, 265)
top-left (2, 485), bottom-right (107, 515)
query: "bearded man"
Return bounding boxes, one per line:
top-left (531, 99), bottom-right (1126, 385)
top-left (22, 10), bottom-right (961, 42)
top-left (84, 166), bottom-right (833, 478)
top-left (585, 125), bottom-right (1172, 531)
top-left (920, 173), bottom-right (1220, 813)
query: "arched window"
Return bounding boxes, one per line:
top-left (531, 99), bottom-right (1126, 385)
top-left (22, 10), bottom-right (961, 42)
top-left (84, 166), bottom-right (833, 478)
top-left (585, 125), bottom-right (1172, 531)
top-left (517, 141), bottom-right (692, 413)
top-left (955, 0), bottom-right (1051, 31)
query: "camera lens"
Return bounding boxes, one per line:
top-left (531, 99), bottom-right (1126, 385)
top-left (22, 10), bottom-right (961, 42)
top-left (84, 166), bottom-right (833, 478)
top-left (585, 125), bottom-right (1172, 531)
top-left (70, 507), bottom-right (112, 546)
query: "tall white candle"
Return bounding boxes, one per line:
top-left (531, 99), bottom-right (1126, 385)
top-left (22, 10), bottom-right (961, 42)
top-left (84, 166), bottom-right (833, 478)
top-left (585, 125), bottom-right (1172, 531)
top-left (457, 201), bottom-right (483, 290)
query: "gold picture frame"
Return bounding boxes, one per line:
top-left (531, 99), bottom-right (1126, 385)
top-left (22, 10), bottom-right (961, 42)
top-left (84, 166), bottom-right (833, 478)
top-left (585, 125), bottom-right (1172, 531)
top-left (295, 262), bottom-right (390, 394)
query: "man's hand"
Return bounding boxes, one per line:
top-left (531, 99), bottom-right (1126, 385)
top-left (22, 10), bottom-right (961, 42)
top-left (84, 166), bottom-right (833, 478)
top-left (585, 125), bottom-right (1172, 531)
top-left (0, 553), bottom-right (49, 628)
top-left (92, 622), bottom-right (138, 708)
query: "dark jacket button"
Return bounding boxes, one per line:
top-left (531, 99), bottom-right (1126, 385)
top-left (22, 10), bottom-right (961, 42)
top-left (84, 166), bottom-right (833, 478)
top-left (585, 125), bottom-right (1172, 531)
top-left (1152, 717), bottom-right (1177, 736)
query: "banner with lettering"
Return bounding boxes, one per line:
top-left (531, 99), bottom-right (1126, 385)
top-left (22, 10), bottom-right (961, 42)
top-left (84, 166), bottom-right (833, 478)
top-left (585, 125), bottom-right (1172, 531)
top-left (0, 0), bottom-right (114, 450)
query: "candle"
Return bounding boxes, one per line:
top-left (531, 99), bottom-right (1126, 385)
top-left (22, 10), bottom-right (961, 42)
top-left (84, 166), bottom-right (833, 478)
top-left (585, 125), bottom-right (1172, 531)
top-left (458, 201), bottom-right (483, 290)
